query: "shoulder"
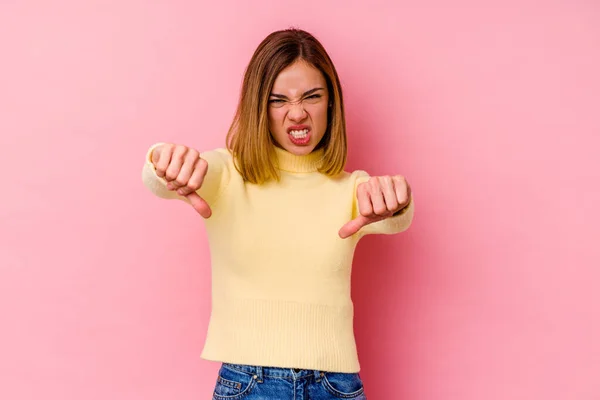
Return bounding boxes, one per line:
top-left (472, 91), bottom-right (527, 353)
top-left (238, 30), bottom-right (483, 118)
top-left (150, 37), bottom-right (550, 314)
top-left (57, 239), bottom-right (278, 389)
top-left (320, 169), bottom-right (372, 192)
top-left (200, 147), bottom-right (232, 159)
top-left (338, 169), bottom-right (371, 186)
top-left (200, 147), bottom-right (234, 166)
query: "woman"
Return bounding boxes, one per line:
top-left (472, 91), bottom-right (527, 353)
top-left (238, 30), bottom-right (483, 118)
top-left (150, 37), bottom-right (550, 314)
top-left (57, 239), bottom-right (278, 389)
top-left (142, 28), bottom-right (413, 400)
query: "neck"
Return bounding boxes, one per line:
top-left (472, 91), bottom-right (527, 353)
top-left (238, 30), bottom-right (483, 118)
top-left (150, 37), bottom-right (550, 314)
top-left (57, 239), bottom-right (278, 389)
top-left (272, 146), bottom-right (324, 173)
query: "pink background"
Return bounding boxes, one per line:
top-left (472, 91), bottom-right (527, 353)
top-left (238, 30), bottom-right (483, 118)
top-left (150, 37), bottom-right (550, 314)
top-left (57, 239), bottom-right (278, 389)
top-left (1, 1), bottom-right (598, 399)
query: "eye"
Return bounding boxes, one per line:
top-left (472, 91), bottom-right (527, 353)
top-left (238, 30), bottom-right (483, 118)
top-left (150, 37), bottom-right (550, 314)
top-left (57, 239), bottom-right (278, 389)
top-left (269, 99), bottom-right (284, 103)
top-left (303, 94), bottom-right (322, 104)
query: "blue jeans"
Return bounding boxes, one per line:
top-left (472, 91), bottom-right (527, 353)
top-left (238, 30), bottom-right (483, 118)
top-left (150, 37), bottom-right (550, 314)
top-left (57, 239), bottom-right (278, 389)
top-left (212, 362), bottom-right (367, 399)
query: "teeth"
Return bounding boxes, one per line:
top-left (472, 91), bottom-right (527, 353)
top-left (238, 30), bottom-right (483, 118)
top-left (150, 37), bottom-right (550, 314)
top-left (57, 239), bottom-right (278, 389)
top-left (289, 129), bottom-right (309, 138)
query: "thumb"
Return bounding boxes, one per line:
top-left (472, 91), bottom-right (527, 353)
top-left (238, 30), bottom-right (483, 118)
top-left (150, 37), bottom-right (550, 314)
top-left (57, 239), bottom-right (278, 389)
top-left (338, 215), bottom-right (370, 239)
top-left (185, 192), bottom-right (212, 219)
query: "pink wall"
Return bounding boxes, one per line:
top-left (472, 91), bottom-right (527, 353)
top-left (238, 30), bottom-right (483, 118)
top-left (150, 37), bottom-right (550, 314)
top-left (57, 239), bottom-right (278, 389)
top-left (1, 1), bottom-right (598, 399)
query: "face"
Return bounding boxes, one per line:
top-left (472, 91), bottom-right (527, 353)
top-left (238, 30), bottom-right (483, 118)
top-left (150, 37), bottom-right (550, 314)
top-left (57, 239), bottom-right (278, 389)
top-left (267, 60), bottom-right (330, 156)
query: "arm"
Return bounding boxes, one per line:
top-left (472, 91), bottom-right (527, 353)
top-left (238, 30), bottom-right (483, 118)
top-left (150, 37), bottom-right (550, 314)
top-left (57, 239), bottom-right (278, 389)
top-left (356, 191), bottom-right (414, 236)
top-left (141, 143), bottom-right (231, 208)
top-left (340, 171), bottom-right (415, 238)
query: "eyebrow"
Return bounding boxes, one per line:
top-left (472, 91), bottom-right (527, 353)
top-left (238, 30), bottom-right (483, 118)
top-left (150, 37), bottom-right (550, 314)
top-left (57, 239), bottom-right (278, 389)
top-left (269, 87), bottom-right (325, 99)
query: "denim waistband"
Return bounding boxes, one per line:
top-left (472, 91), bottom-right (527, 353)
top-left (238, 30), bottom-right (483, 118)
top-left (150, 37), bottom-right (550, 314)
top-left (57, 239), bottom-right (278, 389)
top-left (222, 362), bottom-right (325, 382)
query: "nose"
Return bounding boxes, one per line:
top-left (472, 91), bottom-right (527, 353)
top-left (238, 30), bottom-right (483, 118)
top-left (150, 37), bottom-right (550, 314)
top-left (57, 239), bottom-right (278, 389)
top-left (287, 102), bottom-right (307, 122)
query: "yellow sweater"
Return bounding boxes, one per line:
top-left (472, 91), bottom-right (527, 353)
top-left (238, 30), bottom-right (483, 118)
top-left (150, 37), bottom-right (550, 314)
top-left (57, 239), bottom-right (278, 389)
top-left (141, 144), bottom-right (414, 373)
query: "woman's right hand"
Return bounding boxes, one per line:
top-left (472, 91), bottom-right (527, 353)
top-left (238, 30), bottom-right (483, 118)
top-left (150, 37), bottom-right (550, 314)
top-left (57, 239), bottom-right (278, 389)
top-left (151, 143), bottom-right (212, 218)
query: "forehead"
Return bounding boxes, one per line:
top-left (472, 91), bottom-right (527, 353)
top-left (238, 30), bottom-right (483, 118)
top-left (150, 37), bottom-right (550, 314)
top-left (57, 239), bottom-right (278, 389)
top-left (271, 60), bottom-right (326, 95)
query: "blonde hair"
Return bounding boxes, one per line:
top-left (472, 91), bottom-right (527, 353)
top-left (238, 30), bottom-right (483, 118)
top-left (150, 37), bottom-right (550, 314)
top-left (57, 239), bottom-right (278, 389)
top-left (225, 28), bottom-right (347, 184)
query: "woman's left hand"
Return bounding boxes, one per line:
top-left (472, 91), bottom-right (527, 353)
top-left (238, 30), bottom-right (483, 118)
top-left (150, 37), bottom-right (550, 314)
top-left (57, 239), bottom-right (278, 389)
top-left (338, 175), bottom-right (411, 239)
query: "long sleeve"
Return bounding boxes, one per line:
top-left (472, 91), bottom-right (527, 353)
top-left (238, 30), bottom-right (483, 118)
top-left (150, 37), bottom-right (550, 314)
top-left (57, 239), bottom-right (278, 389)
top-left (352, 171), bottom-right (415, 237)
top-left (141, 143), bottom-right (232, 207)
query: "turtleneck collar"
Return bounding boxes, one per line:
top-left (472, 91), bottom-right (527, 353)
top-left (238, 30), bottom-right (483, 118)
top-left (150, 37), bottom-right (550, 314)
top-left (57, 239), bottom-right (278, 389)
top-left (272, 146), bottom-right (325, 173)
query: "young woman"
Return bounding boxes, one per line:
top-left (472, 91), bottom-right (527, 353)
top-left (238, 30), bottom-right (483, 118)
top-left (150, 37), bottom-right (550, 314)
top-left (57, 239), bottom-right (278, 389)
top-left (142, 28), bottom-right (414, 400)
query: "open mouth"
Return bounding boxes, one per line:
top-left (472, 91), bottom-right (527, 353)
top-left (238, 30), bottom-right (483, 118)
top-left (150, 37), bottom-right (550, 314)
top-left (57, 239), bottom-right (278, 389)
top-left (289, 128), bottom-right (309, 139)
top-left (287, 127), bottom-right (311, 145)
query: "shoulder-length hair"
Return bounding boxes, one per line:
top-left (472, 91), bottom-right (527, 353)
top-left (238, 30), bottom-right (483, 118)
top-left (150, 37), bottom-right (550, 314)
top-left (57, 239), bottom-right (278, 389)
top-left (225, 28), bottom-right (347, 184)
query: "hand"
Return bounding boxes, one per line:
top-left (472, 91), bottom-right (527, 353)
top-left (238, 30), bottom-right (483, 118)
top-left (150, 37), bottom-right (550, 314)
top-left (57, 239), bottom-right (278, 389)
top-left (151, 143), bottom-right (212, 218)
top-left (338, 175), bottom-right (411, 239)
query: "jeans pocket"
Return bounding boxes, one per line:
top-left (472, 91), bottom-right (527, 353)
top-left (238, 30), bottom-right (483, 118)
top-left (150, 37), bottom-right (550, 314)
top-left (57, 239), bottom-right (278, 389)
top-left (213, 365), bottom-right (257, 400)
top-left (321, 372), bottom-right (365, 398)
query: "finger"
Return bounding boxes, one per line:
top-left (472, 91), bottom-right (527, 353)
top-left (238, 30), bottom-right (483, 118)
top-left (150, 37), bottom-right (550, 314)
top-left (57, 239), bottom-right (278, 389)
top-left (338, 215), bottom-right (370, 239)
top-left (380, 176), bottom-right (399, 212)
top-left (178, 157), bottom-right (208, 196)
top-left (151, 145), bottom-right (161, 165)
top-left (173, 149), bottom-right (199, 191)
top-left (357, 184), bottom-right (373, 217)
top-left (368, 180), bottom-right (387, 216)
top-left (186, 192), bottom-right (212, 218)
top-left (339, 182), bottom-right (372, 239)
top-left (154, 145), bottom-right (173, 179)
top-left (165, 146), bottom-right (186, 184)
top-left (393, 176), bottom-right (411, 208)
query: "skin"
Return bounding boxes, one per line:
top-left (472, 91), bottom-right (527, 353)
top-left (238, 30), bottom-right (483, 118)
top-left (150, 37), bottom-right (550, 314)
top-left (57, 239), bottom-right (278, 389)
top-left (150, 59), bottom-right (412, 237)
top-left (151, 143), bottom-right (212, 218)
top-left (268, 59), bottom-right (329, 156)
top-left (266, 59), bottom-right (412, 238)
top-left (338, 176), bottom-right (412, 238)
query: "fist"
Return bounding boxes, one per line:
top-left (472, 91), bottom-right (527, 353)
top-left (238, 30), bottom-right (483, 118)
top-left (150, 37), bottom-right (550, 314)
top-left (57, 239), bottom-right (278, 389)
top-left (151, 143), bottom-right (212, 218)
top-left (338, 175), bottom-right (411, 239)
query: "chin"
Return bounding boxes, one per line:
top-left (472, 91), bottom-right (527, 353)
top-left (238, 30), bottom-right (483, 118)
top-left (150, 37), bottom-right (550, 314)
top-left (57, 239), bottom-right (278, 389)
top-left (271, 132), bottom-right (324, 155)
top-left (286, 144), bottom-right (317, 155)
